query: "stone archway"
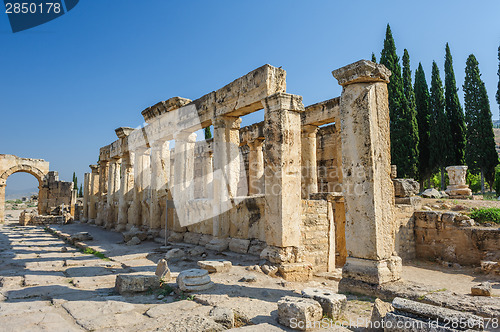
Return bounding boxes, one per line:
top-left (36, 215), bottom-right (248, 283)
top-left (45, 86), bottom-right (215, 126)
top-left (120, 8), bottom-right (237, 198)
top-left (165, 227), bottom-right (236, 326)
top-left (0, 155), bottom-right (50, 222)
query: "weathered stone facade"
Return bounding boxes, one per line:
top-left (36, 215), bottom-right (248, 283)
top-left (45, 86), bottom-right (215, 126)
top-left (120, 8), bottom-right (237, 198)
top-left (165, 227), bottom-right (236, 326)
top-left (83, 60), bottom-right (403, 284)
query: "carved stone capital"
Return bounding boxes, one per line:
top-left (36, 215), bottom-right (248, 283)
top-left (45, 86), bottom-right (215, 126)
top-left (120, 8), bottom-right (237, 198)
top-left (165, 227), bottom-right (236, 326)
top-left (332, 60), bottom-right (391, 87)
top-left (262, 92), bottom-right (304, 113)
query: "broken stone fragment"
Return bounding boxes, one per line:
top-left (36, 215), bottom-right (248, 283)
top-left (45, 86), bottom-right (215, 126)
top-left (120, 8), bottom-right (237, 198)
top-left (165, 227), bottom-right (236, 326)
top-left (167, 232), bottom-right (184, 243)
top-left (155, 259), bottom-right (171, 280)
top-left (301, 287), bottom-right (346, 319)
top-left (392, 178), bottom-right (419, 198)
top-left (369, 298), bottom-right (393, 331)
top-left (205, 238), bottom-right (229, 252)
top-left (176, 268), bottom-right (214, 292)
top-left (115, 273), bottom-right (160, 294)
top-left (239, 275), bottom-right (257, 283)
top-left (277, 296), bottom-right (322, 331)
top-left (164, 248), bottom-right (186, 261)
top-left (471, 282), bottom-right (492, 297)
top-left (71, 232), bottom-right (93, 242)
top-left (229, 238), bottom-right (250, 254)
top-left (209, 306), bottom-right (234, 329)
top-left (126, 236), bottom-right (141, 246)
top-left (197, 260), bottom-right (232, 273)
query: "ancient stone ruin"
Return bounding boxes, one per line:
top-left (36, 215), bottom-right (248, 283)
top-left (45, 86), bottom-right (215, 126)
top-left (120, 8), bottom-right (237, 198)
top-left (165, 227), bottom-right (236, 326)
top-left (0, 154), bottom-right (77, 224)
top-left (81, 60), bottom-right (404, 285)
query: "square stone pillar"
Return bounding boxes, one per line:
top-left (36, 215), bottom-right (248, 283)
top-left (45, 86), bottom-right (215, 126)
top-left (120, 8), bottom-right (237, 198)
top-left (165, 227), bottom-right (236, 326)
top-left (150, 140), bottom-right (169, 230)
top-left (82, 173), bottom-right (90, 222)
top-left (105, 159), bottom-right (119, 228)
top-left (262, 92), bottom-right (304, 248)
top-left (141, 149), bottom-right (151, 228)
top-left (0, 184), bottom-right (5, 223)
top-left (89, 165), bottom-right (99, 220)
top-left (212, 116), bottom-right (241, 239)
top-left (301, 125), bottom-right (319, 199)
top-left (96, 160), bottom-right (109, 226)
top-left (173, 131), bottom-right (196, 230)
top-left (248, 138), bottom-right (265, 196)
top-left (128, 150), bottom-right (144, 227)
top-left (332, 60), bottom-right (402, 285)
top-left (117, 152), bottom-right (133, 231)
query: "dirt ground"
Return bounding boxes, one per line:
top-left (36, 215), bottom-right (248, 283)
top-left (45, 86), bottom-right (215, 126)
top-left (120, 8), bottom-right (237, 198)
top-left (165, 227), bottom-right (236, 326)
top-left (0, 208), bottom-right (499, 331)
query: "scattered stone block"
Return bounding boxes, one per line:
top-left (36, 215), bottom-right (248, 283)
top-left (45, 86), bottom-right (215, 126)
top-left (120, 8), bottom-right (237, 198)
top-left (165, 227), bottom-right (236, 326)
top-left (197, 260), bottom-right (232, 273)
top-left (205, 238), bottom-right (229, 252)
top-left (165, 248), bottom-right (186, 261)
top-left (198, 234), bottom-right (213, 246)
top-left (301, 287), bottom-right (346, 319)
top-left (229, 238), bottom-right (250, 254)
top-left (248, 239), bottom-right (267, 256)
top-left (71, 232), bottom-right (93, 242)
top-left (370, 298), bottom-right (393, 331)
top-left (277, 296), bottom-right (322, 330)
top-left (209, 306), bottom-right (234, 329)
top-left (392, 178), bottom-right (419, 197)
top-left (278, 263), bottom-right (312, 281)
top-left (261, 264), bottom-right (278, 277)
top-left (126, 236), bottom-right (141, 246)
top-left (177, 269), bottom-right (214, 292)
top-left (471, 282), bottom-right (492, 297)
top-left (188, 246), bottom-right (206, 256)
top-left (421, 188), bottom-right (442, 198)
top-left (167, 232), bottom-right (184, 242)
top-left (115, 273), bottom-right (160, 294)
top-left (239, 275), bottom-right (257, 283)
top-left (184, 232), bottom-right (202, 245)
top-left (155, 259), bottom-right (170, 280)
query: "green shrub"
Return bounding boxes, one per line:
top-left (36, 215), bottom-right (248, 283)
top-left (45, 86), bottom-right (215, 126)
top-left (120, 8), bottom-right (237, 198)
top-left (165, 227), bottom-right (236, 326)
top-left (494, 166), bottom-right (500, 195)
top-left (469, 207), bottom-right (500, 224)
top-left (467, 172), bottom-right (482, 193)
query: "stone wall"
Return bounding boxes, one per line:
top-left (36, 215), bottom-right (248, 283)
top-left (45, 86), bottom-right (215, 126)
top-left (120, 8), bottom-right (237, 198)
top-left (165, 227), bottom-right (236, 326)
top-left (414, 211), bottom-right (500, 265)
top-left (301, 199), bottom-right (330, 272)
top-left (394, 204), bottom-right (416, 261)
top-left (38, 171), bottom-right (77, 216)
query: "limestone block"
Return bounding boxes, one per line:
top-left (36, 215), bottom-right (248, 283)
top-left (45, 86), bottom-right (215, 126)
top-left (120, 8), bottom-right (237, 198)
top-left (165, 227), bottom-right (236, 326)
top-left (184, 232), bottom-right (202, 245)
top-left (164, 248), bottom-right (186, 261)
top-left (301, 288), bottom-right (346, 319)
top-left (71, 232), bottom-right (93, 242)
top-left (167, 232), bottom-right (184, 242)
top-left (471, 282), bottom-right (492, 297)
top-left (126, 236), bottom-right (141, 246)
top-left (155, 259), bottom-right (171, 280)
top-left (176, 269), bottom-right (214, 292)
top-left (342, 256), bottom-right (402, 285)
top-left (229, 238), bottom-right (250, 254)
top-left (370, 298), bottom-right (393, 331)
top-left (278, 263), bottom-right (313, 282)
top-left (199, 234), bottom-right (213, 246)
top-left (248, 240), bottom-right (266, 256)
top-left (115, 273), bottom-right (160, 294)
top-left (209, 306), bottom-right (234, 329)
top-left (392, 179), bottom-right (419, 197)
top-left (421, 188), bottom-right (442, 198)
top-left (277, 296), bottom-right (322, 331)
top-left (205, 238), bottom-right (229, 252)
top-left (197, 260), bottom-right (232, 273)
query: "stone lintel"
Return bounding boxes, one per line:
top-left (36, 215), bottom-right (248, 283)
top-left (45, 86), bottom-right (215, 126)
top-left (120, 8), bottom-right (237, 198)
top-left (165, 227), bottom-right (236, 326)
top-left (240, 121), bottom-right (264, 145)
top-left (115, 127), bottom-right (135, 139)
top-left (141, 97), bottom-right (192, 123)
top-left (332, 60), bottom-right (391, 87)
top-left (302, 97), bottom-right (340, 126)
top-left (99, 145), bottom-right (111, 162)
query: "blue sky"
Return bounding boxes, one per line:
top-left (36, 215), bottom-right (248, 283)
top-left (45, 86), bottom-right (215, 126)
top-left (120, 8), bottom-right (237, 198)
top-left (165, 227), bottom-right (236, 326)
top-left (1, 0), bottom-right (500, 191)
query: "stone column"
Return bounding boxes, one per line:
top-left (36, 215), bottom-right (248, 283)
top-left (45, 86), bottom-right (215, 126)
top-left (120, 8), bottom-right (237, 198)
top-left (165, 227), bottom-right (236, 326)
top-left (117, 153), bottom-right (133, 231)
top-left (332, 60), bottom-right (402, 285)
top-left (173, 131), bottom-right (196, 230)
top-left (96, 160), bottom-right (109, 226)
top-left (82, 173), bottom-right (90, 222)
top-left (89, 165), bottom-right (99, 220)
top-left (445, 166), bottom-right (472, 197)
top-left (150, 141), bottom-right (169, 230)
top-left (128, 150), bottom-right (144, 227)
top-left (141, 149), bottom-right (151, 228)
top-left (248, 138), bottom-right (265, 196)
top-left (262, 92), bottom-right (304, 248)
top-left (0, 184), bottom-right (5, 223)
top-left (212, 116), bottom-right (241, 239)
top-left (202, 150), bottom-right (213, 198)
top-left (105, 160), bottom-right (117, 228)
top-left (301, 125), bottom-right (319, 199)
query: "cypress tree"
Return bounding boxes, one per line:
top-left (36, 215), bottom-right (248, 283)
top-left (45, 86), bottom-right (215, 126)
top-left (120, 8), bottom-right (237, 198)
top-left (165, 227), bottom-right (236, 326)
top-left (79, 184), bottom-right (83, 198)
top-left (371, 52), bottom-right (377, 63)
top-left (463, 54), bottom-right (498, 192)
top-left (444, 43), bottom-right (467, 165)
top-left (414, 63), bottom-right (432, 188)
top-left (72, 172), bottom-right (78, 191)
top-left (402, 49), bottom-right (419, 179)
top-left (380, 24), bottom-right (408, 177)
top-left (204, 127), bottom-right (212, 140)
top-left (429, 61), bottom-right (452, 190)
top-left (497, 45), bottom-right (500, 115)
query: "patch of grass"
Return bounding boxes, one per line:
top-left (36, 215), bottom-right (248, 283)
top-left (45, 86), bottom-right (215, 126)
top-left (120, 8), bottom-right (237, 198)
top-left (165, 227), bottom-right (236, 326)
top-left (482, 192), bottom-right (498, 201)
top-left (469, 207), bottom-right (500, 224)
top-left (81, 247), bottom-right (110, 260)
top-left (157, 282), bottom-right (173, 297)
top-left (174, 292), bottom-right (194, 301)
top-left (417, 288), bottom-right (447, 301)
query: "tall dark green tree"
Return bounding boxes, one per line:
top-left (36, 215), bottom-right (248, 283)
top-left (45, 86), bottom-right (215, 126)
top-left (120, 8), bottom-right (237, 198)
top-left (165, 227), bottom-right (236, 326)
top-left (497, 45), bottom-right (500, 116)
top-left (371, 52), bottom-right (377, 63)
top-left (78, 184), bottom-right (83, 198)
top-left (414, 63), bottom-right (432, 188)
top-left (429, 61), bottom-right (452, 190)
top-left (402, 49), bottom-right (419, 179)
top-left (204, 127), bottom-right (212, 140)
top-left (463, 54), bottom-right (498, 192)
top-left (380, 24), bottom-right (411, 177)
top-left (72, 172), bottom-right (78, 191)
top-left (444, 43), bottom-right (467, 165)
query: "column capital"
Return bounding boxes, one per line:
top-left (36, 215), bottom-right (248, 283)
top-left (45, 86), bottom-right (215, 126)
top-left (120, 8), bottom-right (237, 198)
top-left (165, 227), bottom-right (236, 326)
top-left (174, 131), bottom-right (197, 143)
top-left (302, 124), bottom-right (319, 137)
top-left (247, 137), bottom-right (265, 150)
top-left (213, 116), bottom-right (242, 130)
top-left (262, 92), bottom-right (304, 113)
top-left (89, 164), bottom-right (99, 173)
top-left (332, 60), bottom-right (391, 87)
